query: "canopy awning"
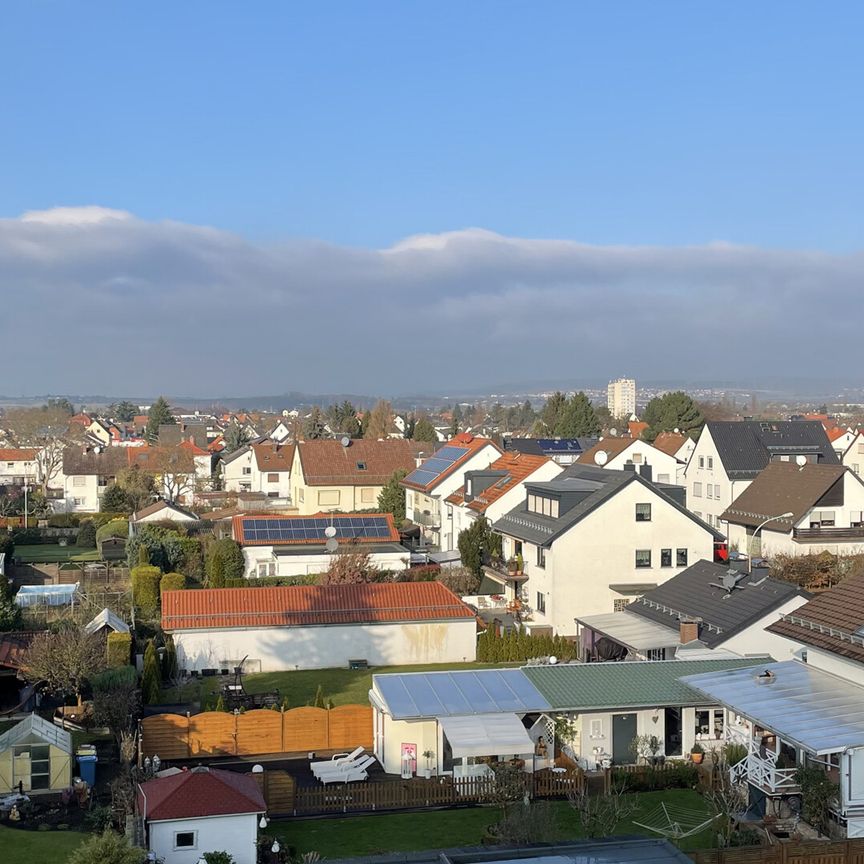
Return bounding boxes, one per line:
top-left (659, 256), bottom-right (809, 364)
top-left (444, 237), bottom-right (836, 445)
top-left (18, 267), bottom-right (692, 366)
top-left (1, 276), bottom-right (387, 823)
top-left (576, 611), bottom-right (677, 651)
top-left (439, 713), bottom-right (534, 758)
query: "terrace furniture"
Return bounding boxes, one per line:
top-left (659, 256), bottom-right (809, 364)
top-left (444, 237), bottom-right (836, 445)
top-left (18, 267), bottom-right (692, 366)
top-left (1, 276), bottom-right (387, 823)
top-left (310, 747), bottom-right (365, 777)
top-left (317, 755), bottom-right (378, 784)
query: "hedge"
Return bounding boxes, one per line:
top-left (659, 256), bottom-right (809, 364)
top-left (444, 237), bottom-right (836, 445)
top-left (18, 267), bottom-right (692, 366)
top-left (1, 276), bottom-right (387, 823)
top-left (107, 632), bottom-right (133, 667)
top-left (131, 565), bottom-right (162, 613)
top-left (476, 627), bottom-right (577, 663)
top-left (160, 572), bottom-right (185, 594)
top-left (92, 664), bottom-right (137, 691)
top-left (76, 520), bottom-right (97, 548)
top-left (47, 513), bottom-right (82, 528)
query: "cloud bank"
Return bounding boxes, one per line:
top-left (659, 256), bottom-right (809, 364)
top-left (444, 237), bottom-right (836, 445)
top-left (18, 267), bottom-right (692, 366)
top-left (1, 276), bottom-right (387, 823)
top-left (0, 207), bottom-right (859, 398)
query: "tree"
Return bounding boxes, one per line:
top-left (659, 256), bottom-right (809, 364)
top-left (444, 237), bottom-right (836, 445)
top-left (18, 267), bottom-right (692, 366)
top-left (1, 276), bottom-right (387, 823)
top-left (303, 406), bottom-right (326, 439)
top-left (0, 594), bottom-right (21, 632)
top-left (92, 666), bottom-right (140, 744)
top-left (457, 517), bottom-right (501, 578)
top-left (76, 519), bottom-right (97, 548)
top-left (206, 538), bottom-right (246, 586)
top-left (554, 392), bottom-right (601, 437)
top-left (3, 404), bottom-right (83, 494)
top-left (115, 465), bottom-right (157, 512)
top-left (377, 469), bottom-right (408, 524)
top-left (325, 401), bottom-right (361, 437)
top-left (490, 800), bottom-right (557, 845)
top-left (642, 391), bottom-right (704, 441)
top-left (147, 444), bottom-right (195, 502)
top-left (141, 639), bottom-right (162, 705)
top-left (100, 483), bottom-right (131, 514)
top-left (109, 401), bottom-right (139, 423)
top-left (162, 634), bottom-right (178, 680)
top-left (224, 421), bottom-right (251, 453)
top-left (539, 391), bottom-right (568, 434)
top-left (22, 627), bottom-right (107, 707)
top-left (437, 565), bottom-right (480, 596)
top-left (145, 396), bottom-right (175, 443)
top-left (449, 404), bottom-right (462, 438)
top-left (320, 545), bottom-right (380, 584)
top-left (568, 781), bottom-right (636, 838)
top-left (364, 400), bottom-right (393, 440)
top-left (412, 416), bottom-right (438, 443)
top-left (67, 830), bottom-right (146, 864)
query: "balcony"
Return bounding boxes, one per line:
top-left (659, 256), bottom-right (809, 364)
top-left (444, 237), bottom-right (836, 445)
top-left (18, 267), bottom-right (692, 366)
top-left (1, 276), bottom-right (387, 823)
top-left (793, 526), bottom-right (864, 542)
top-left (412, 511), bottom-right (440, 529)
top-left (728, 736), bottom-right (800, 795)
top-left (481, 555), bottom-right (528, 584)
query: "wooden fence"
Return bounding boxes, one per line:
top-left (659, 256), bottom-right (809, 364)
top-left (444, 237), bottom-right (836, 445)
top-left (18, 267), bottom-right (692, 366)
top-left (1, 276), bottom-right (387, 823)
top-left (253, 767), bottom-right (584, 817)
top-left (140, 705), bottom-right (373, 759)
top-left (690, 839), bottom-right (864, 864)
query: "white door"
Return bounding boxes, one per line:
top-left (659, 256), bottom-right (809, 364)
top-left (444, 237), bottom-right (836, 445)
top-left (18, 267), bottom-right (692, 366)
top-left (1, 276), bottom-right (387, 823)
top-left (846, 748), bottom-right (864, 806)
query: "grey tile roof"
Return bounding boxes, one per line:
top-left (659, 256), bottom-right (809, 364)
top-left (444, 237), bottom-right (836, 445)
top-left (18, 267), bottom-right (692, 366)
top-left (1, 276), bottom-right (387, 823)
top-left (707, 421), bottom-right (839, 480)
top-left (491, 464), bottom-right (722, 546)
top-left (628, 560), bottom-right (806, 648)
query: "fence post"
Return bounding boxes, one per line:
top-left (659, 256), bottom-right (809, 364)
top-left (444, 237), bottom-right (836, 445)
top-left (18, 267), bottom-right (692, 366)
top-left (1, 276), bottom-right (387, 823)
top-left (186, 711), bottom-right (191, 760)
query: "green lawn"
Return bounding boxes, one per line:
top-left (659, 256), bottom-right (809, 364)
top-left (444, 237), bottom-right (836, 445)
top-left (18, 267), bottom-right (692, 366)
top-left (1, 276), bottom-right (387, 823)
top-left (13, 545), bottom-right (100, 563)
top-left (0, 825), bottom-right (88, 864)
top-left (164, 662), bottom-right (520, 707)
top-left (267, 789), bottom-right (717, 857)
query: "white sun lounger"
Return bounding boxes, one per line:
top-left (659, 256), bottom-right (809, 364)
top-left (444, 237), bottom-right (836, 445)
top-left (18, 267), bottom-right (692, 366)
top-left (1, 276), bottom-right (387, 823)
top-left (319, 755), bottom-right (377, 784)
top-left (309, 746), bottom-right (365, 776)
top-left (312, 752), bottom-right (375, 779)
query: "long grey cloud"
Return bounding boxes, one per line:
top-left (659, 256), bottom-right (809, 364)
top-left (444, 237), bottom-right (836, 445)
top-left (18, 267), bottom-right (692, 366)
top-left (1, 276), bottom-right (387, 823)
top-left (0, 207), bottom-right (860, 398)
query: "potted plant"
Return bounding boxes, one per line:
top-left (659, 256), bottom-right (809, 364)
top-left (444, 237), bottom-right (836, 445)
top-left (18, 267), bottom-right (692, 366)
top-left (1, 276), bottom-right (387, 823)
top-left (422, 749), bottom-right (435, 779)
top-left (515, 552), bottom-right (524, 574)
top-left (691, 742), bottom-right (705, 764)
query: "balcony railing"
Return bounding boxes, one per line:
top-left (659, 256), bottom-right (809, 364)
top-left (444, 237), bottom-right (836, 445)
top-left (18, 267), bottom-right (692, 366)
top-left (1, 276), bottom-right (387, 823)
top-left (412, 511), bottom-right (439, 529)
top-left (729, 736), bottom-right (800, 795)
top-left (794, 526), bottom-right (864, 541)
top-left (481, 556), bottom-right (527, 582)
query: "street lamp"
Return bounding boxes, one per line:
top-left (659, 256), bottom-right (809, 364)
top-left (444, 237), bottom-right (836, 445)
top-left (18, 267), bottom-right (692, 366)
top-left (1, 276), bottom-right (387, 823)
top-left (748, 512), bottom-right (794, 573)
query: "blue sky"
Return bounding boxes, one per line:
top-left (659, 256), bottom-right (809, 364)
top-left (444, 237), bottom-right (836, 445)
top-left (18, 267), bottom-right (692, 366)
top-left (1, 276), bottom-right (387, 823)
top-left (3, 2), bottom-right (862, 250)
top-left (0, 4), bottom-right (862, 397)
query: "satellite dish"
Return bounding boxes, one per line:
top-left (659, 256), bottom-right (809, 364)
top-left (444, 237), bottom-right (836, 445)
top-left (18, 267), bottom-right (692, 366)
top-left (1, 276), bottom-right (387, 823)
top-left (594, 450), bottom-right (608, 466)
top-left (796, 455), bottom-right (807, 466)
top-left (341, 436), bottom-right (351, 447)
top-left (548, 656), bottom-right (558, 665)
top-left (324, 525), bottom-right (337, 538)
top-left (325, 538), bottom-right (339, 553)
top-left (609, 428), bottom-right (618, 437)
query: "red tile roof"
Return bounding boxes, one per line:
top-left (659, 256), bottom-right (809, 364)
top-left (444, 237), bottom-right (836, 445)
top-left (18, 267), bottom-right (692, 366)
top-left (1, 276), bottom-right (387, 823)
top-left (628, 421), bottom-right (649, 438)
top-left (0, 449), bottom-right (38, 462)
top-left (137, 767), bottom-right (265, 821)
top-left (445, 452), bottom-right (550, 512)
top-left (297, 439), bottom-right (428, 486)
top-left (0, 632), bottom-right (39, 669)
top-left (162, 581), bottom-right (476, 631)
top-left (576, 438), bottom-right (635, 465)
top-left (401, 435), bottom-right (502, 492)
top-left (252, 442), bottom-right (295, 472)
top-left (827, 427), bottom-right (850, 443)
top-left (652, 431), bottom-right (689, 457)
top-left (232, 512), bottom-right (400, 546)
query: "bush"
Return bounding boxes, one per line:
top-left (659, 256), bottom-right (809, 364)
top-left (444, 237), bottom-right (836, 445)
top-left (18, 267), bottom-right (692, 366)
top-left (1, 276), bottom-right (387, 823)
top-left (11, 526), bottom-right (42, 545)
top-left (96, 518), bottom-right (129, 546)
top-left (107, 631), bottom-right (133, 667)
top-left (476, 628), bottom-right (577, 663)
top-left (100, 484), bottom-right (131, 515)
top-left (206, 538), bottom-right (246, 587)
top-left (47, 513), bottom-right (81, 528)
top-left (611, 762), bottom-right (698, 792)
top-left (160, 572), bottom-right (185, 594)
top-left (131, 565), bottom-right (162, 613)
top-left (141, 639), bottom-right (162, 705)
top-left (77, 519), bottom-right (97, 548)
top-left (67, 829), bottom-right (146, 864)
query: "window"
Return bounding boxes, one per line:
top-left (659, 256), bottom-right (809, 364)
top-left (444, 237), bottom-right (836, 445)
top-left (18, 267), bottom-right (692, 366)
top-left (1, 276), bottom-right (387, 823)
top-left (714, 484), bottom-right (721, 499)
top-left (635, 503), bottom-right (652, 522)
top-left (267, 473), bottom-right (279, 483)
top-left (356, 461), bottom-right (367, 471)
top-left (590, 719), bottom-right (603, 738)
top-left (73, 476), bottom-right (86, 487)
top-left (360, 487), bottom-right (375, 504)
top-left (693, 510), bottom-right (702, 519)
top-left (852, 511), bottom-right (864, 528)
top-left (536, 546), bottom-right (546, 569)
top-left (257, 562), bottom-right (275, 577)
top-left (707, 457), bottom-right (713, 470)
top-left (298, 488), bottom-right (304, 503)
top-left (698, 456), bottom-right (705, 468)
top-left (810, 510), bottom-right (835, 528)
top-left (631, 452), bottom-right (643, 464)
top-left (635, 549), bottom-right (652, 568)
top-left (15, 744), bottom-right (50, 790)
top-left (242, 467), bottom-right (251, 475)
top-left (528, 494), bottom-right (538, 513)
top-left (676, 548), bottom-right (688, 567)
top-left (646, 648), bottom-right (665, 661)
top-left (657, 474), bottom-right (670, 484)
top-left (5, 462), bottom-right (12, 469)
top-left (854, 464), bottom-right (860, 475)
top-left (693, 482), bottom-right (702, 498)
top-left (318, 490), bottom-right (340, 506)
top-left (267, 491), bottom-right (278, 498)
top-left (97, 476), bottom-right (108, 487)
top-left (174, 831), bottom-right (197, 850)
top-left (859, 443), bottom-right (864, 455)
top-left (536, 592), bottom-right (546, 614)
top-left (613, 598), bottom-right (630, 612)
top-left (660, 548), bottom-right (672, 567)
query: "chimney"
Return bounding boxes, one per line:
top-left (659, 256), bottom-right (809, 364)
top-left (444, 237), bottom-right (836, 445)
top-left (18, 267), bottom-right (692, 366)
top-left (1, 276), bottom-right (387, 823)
top-left (679, 619), bottom-right (701, 644)
top-left (624, 461), bottom-right (636, 472)
top-left (640, 464), bottom-right (653, 482)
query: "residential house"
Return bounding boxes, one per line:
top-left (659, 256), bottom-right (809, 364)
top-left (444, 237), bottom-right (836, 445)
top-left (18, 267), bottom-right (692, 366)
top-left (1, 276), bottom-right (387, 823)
top-left (126, 442), bottom-right (211, 504)
top-left (403, 434), bottom-right (502, 550)
top-left (576, 438), bottom-right (684, 486)
top-left (843, 431), bottom-right (864, 477)
top-left (293, 438), bottom-right (427, 516)
top-left (0, 448), bottom-right (38, 486)
top-left (683, 420), bottom-right (840, 531)
top-left (232, 512), bottom-right (409, 578)
top-left (131, 500), bottom-right (200, 529)
top-left (503, 438), bottom-right (598, 466)
top-left (137, 766), bottom-right (265, 864)
top-left (722, 462), bottom-right (864, 558)
top-left (369, 657), bottom-right (765, 777)
top-left (85, 418), bottom-right (122, 447)
top-left (164, 581), bottom-right (477, 673)
top-left (683, 572), bottom-right (864, 836)
top-left (60, 446), bottom-right (130, 512)
top-left (221, 441), bottom-right (294, 503)
top-left (830, 426), bottom-right (857, 459)
top-left (445, 452), bottom-right (561, 553)
top-left (575, 559), bottom-right (809, 662)
top-left (268, 419), bottom-right (293, 442)
top-left (653, 432), bottom-right (696, 481)
top-left (489, 464), bottom-right (724, 635)
top-left (0, 714), bottom-right (72, 794)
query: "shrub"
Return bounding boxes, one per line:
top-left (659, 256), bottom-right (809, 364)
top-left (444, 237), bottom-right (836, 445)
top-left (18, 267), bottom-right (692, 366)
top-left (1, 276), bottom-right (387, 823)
top-left (107, 632), bottom-right (133, 667)
top-left (76, 519), bottom-right (97, 548)
top-left (96, 519), bottom-right (129, 546)
top-left (100, 484), bottom-right (131, 515)
top-left (476, 628), bottom-right (577, 663)
top-left (202, 853), bottom-right (235, 864)
top-left (47, 513), bottom-right (81, 528)
top-left (206, 538), bottom-right (246, 587)
top-left (161, 634), bottom-right (178, 679)
top-left (11, 526), bottom-right (42, 545)
top-left (160, 572), bottom-right (185, 595)
top-left (131, 565), bottom-right (162, 613)
top-left (67, 829), bottom-right (146, 864)
top-left (141, 639), bottom-right (162, 705)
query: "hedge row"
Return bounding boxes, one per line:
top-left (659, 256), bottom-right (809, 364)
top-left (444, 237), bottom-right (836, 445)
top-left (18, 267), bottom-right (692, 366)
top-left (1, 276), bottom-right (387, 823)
top-left (131, 565), bottom-right (162, 613)
top-left (107, 632), bottom-right (133, 667)
top-left (476, 627), bottom-right (577, 663)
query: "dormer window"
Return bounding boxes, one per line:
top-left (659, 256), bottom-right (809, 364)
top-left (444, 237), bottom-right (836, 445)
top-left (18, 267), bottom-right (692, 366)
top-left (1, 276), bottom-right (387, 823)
top-left (528, 494), bottom-right (559, 518)
top-left (356, 462), bottom-right (367, 471)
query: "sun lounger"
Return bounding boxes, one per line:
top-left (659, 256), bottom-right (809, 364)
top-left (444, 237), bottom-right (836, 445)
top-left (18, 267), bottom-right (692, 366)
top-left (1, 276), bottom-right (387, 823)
top-left (319, 755), bottom-right (377, 784)
top-left (309, 746), bottom-right (364, 775)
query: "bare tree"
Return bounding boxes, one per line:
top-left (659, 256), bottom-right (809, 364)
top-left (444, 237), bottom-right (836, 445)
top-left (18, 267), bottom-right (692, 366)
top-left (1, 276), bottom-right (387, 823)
top-left (320, 545), bottom-right (381, 585)
top-left (568, 780), bottom-right (636, 838)
top-left (363, 400), bottom-right (394, 440)
top-left (22, 626), bottom-right (107, 707)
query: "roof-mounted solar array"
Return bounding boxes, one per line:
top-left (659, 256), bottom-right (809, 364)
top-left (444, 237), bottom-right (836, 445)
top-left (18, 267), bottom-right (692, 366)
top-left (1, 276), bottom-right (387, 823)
top-left (240, 516), bottom-right (393, 544)
top-left (403, 444), bottom-right (470, 488)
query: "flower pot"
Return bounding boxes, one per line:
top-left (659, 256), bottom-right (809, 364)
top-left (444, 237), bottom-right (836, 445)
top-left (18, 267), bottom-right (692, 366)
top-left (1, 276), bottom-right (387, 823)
top-left (691, 751), bottom-right (704, 764)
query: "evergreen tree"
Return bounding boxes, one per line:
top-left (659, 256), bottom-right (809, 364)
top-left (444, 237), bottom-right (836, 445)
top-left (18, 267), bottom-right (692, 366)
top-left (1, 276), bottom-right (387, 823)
top-left (449, 404), bottom-right (462, 438)
top-left (377, 469), bottom-right (408, 524)
top-left (303, 406), bottom-right (326, 439)
top-left (403, 413), bottom-right (416, 440)
top-left (540, 392), bottom-right (568, 434)
top-left (141, 639), bottom-right (162, 705)
top-left (642, 391), bottom-right (704, 441)
top-left (162, 634), bottom-right (178, 680)
top-left (412, 416), bottom-right (438, 443)
top-left (223, 421), bottom-right (251, 453)
top-left (100, 483), bottom-right (131, 514)
top-left (145, 396), bottom-right (175, 443)
top-left (554, 392), bottom-right (601, 437)
top-left (457, 517), bottom-right (500, 578)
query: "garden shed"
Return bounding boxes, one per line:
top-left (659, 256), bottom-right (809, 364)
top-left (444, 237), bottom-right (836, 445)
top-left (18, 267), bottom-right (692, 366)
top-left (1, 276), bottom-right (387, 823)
top-left (0, 713), bottom-right (73, 793)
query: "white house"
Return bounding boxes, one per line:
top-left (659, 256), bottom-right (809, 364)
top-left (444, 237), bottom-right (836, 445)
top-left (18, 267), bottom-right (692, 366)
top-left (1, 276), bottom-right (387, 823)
top-left (131, 500), bottom-right (200, 528)
top-left (576, 438), bottom-right (685, 486)
top-left (575, 559), bottom-right (810, 662)
top-left (233, 512), bottom-right (410, 578)
top-left (0, 448), bottom-right (39, 486)
top-left (59, 446), bottom-right (130, 512)
top-left (490, 464), bottom-right (724, 635)
top-left (683, 421), bottom-right (840, 531)
top-left (843, 431), bottom-right (864, 476)
top-left (722, 462), bottom-right (864, 559)
top-left (403, 434), bottom-right (502, 551)
top-left (163, 581), bottom-right (478, 673)
top-left (137, 766), bottom-right (265, 864)
top-left (444, 451), bottom-right (562, 551)
top-left (222, 441), bottom-right (294, 502)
